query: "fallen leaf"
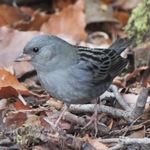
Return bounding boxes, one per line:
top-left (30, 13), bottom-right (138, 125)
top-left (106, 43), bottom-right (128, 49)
top-left (0, 15), bottom-right (7, 26)
top-left (3, 111), bottom-right (27, 131)
top-left (20, 6), bottom-right (34, 16)
top-left (0, 4), bottom-right (25, 26)
top-left (89, 139), bottom-right (108, 150)
top-left (122, 93), bottom-right (150, 109)
top-left (40, 0), bottom-right (87, 41)
top-left (112, 0), bottom-right (141, 10)
top-left (114, 10), bottom-right (130, 26)
top-left (0, 86), bottom-right (18, 99)
top-left (25, 114), bottom-right (41, 126)
top-left (0, 26), bottom-right (42, 77)
top-left (46, 98), bottom-right (63, 110)
top-left (0, 26), bottom-right (81, 78)
top-left (0, 68), bottom-right (31, 95)
top-left (0, 68), bottom-right (45, 98)
top-left (127, 127), bottom-right (145, 138)
top-left (14, 10), bottom-right (50, 31)
top-left (125, 66), bottom-right (148, 82)
top-left (113, 76), bottom-right (126, 88)
top-left (14, 100), bottom-right (31, 110)
top-left (54, 0), bottom-right (76, 10)
top-left (101, 0), bottom-right (113, 4)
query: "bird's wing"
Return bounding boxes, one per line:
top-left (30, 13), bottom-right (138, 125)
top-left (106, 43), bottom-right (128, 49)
top-left (109, 38), bottom-right (134, 54)
top-left (77, 46), bottom-right (128, 85)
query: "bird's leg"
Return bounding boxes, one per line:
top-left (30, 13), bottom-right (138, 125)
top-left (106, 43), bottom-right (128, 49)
top-left (55, 103), bottom-right (69, 127)
top-left (82, 97), bottom-right (99, 136)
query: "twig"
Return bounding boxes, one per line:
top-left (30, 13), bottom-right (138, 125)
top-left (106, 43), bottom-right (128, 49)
top-left (99, 137), bottom-right (150, 150)
top-left (69, 104), bottom-right (133, 122)
top-left (109, 85), bottom-right (130, 111)
top-left (131, 87), bottom-right (150, 118)
top-left (63, 111), bottom-right (109, 135)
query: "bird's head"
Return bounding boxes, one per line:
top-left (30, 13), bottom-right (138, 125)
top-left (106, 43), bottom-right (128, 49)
top-left (15, 34), bottom-right (77, 72)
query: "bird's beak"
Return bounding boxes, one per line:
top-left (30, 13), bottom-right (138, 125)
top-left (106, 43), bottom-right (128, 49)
top-left (15, 53), bottom-right (31, 62)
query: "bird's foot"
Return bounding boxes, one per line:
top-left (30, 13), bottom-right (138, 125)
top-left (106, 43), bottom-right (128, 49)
top-left (81, 111), bottom-right (98, 137)
top-left (81, 98), bottom-right (99, 137)
top-left (55, 104), bottom-right (68, 127)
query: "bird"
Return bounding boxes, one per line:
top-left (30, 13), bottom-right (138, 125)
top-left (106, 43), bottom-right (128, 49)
top-left (15, 34), bottom-right (133, 129)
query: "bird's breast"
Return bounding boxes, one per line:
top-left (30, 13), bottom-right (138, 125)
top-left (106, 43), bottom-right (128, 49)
top-left (38, 67), bottom-right (111, 104)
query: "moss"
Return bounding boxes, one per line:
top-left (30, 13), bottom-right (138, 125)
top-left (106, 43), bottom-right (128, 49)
top-left (124, 0), bottom-right (150, 44)
top-left (14, 125), bottom-right (41, 148)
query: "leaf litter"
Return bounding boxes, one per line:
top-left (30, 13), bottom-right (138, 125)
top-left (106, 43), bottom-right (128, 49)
top-left (0, 0), bottom-right (149, 149)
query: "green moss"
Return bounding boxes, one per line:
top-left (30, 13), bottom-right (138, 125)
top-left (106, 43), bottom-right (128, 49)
top-left (14, 125), bottom-right (41, 148)
top-left (124, 0), bottom-right (150, 44)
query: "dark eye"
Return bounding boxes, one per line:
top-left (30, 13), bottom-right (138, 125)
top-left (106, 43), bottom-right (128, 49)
top-left (32, 47), bottom-right (39, 53)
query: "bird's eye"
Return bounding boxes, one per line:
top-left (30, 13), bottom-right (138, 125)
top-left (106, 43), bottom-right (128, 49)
top-left (32, 47), bottom-right (39, 53)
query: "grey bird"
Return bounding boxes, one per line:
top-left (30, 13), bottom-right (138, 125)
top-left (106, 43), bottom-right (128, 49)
top-left (15, 34), bottom-right (133, 127)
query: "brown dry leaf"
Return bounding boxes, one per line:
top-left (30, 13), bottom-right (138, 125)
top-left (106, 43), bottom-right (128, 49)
top-left (112, 0), bottom-right (141, 10)
top-left (40, 0), bottom-right (87, 41)
top-left (0, 85), bottom-right (27, 106)
top-left (3, 111), bottom-right (27, 131)
top-left (84, 134), bottom-right (108, 150)
top-left (89, 139), bottom-right (108, 150)
top-left (23, 114), bottom-right (52, 130)
top-left (134, 41), bottom-right (150, 68)
top-left (3, 112), bottom-right (52, 132)
top-left (32, 146), bottom-right (47, 150)
top-left (142, 103), bottom-right (150, 120)
top-left (113, 76), bottom-right (126, 88)
top-left (125, 66), bottom-right (148, 82)
top-left (108, 118), bottom-right (114, 130)
top-left (121, 0), bottom-right (141, 10)
top-left (141, 52), bottom-right (150, 87)
top-left (127, 127), bottom-right (145, 138)
top-left (122, 93), bottom-right (150, 109)
top-left (101, 0), bottom-right (114, 4)
top-left (0, 4), bottom-right (25, 26)
top-left (0, 26), bottom-right (42, 77)
top-left (14, 100), bottom-right (31, 110)
top-left (40, 117), bottom-right (54, 130)
top-left (142, 72), bottom-right (150, 87)
top-left (0, 86), bottom-right (18, 99)
top-left (0, 26), bottom-right (79, 78)
top-left (122, 93), bottom-right (138, 108)
top-left (25, 114), bottom-right (41, 126)
top-left (20, 6), bottom-right (34, 16)
top-left (0, 68), bottom-right (44, 98)
top-left (23, 78), bottom-right (40, 89)
top-left (0, 15), bottom-right (7, 26)
top-left (46, 98), bottom-right (63, 110)
top-left (15, 10), bottom-right (50, 31)
top-left (54, 0), bottom-right (76, 10)
top-left (129, 83), bottom-right (142, 95)
top-left (114, 10), bottom-right (130, 26)
top-left (0, 68), bottom-right (31, 95)
top-left (116, 66), bottom-right (149, 89)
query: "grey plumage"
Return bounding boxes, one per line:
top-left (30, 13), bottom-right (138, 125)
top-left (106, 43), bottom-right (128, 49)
top-left (15, 35), bottom-right (133, 104)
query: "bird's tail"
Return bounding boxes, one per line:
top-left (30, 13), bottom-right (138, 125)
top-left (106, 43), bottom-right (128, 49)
top-left (109, 38), bottom-right (135, 54)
